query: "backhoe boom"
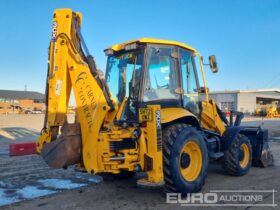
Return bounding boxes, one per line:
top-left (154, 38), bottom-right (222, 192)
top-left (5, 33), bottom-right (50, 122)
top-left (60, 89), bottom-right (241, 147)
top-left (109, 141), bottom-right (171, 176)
top-left (37, 9), bottom-right (116, 173)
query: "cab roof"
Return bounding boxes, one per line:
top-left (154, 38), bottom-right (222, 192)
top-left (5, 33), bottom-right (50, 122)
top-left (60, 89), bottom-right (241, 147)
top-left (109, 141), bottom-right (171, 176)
top-left (106, 38), bottom-right (196, 52)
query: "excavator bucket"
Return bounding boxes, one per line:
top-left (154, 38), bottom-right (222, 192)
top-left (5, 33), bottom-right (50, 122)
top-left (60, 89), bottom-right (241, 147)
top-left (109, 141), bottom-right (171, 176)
top-left (41, 122), bottom-right (82, 168)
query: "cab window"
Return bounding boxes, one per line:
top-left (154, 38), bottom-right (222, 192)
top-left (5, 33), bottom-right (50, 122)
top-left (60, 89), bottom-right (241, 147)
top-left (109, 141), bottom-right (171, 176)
top-left (179, 48), bottom-right (200, 115)
top-left (143, 45), bottom-right (180, 102)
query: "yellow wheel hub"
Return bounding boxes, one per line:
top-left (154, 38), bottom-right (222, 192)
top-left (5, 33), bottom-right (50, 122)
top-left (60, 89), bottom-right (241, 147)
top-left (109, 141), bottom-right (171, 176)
top-left (239, 143), bottom-right (250, 168)
top-left (180, 140), bottom-right (202, 182)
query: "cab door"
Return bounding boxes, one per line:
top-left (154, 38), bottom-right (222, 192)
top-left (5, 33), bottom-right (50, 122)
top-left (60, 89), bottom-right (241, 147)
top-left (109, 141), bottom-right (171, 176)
top-left (142, 44), bottom-right (181, 107)
top-left (179, 48), bottom-right (200, 116)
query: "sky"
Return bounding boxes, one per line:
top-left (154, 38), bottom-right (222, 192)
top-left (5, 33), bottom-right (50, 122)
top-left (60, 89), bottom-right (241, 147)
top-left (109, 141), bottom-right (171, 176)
top-left (0, 0), bottom-right (279, 94)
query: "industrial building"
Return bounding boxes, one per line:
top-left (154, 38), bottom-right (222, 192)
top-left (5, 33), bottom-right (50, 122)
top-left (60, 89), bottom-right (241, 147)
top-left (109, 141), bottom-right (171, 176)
top-left (208, 89), bottom-right (280, 115)
top-left (0, 90), bottom-right (45, 114)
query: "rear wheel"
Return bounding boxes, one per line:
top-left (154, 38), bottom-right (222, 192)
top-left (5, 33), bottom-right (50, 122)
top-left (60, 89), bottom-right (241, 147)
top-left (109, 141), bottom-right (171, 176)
top-left (163, 124), bottom-right (208, 195)
top-left (223, 134), bottom-right (252, 176)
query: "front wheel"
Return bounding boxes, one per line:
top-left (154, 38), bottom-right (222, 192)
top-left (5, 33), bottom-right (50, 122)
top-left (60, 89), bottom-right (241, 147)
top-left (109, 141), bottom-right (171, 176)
top-left (163, 124), bottom-right (208, 195)
top-left (222, 134), bottom-right (252, 176)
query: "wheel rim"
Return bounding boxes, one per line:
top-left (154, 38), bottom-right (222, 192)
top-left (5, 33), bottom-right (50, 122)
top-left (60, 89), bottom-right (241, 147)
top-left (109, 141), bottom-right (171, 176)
top-left (239, 143), bottom-right (250, 168)
top-left (180, 140), bottom-right (202, 182)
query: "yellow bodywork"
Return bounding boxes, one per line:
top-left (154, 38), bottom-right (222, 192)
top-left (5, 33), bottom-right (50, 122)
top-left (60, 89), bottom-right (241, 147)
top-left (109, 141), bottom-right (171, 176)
top-left (161, 108), bottom-right (197, 124)
top-left (201, 101), bottom-right (226, 135)
top-left (106, 37), bottom-right (196, 53)
top-left (36, 9), bottom-right (166, 184)
top-left (37, 8), bottom-right (227, 187)
top-left (139, 105), bottom-right (164, 183)
top-left (37, 9), bottom-right (114, 174)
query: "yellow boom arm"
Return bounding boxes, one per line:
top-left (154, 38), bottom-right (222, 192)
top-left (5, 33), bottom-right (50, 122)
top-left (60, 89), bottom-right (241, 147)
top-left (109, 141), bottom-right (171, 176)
top-left (37, 9), bottom-right (116, 173)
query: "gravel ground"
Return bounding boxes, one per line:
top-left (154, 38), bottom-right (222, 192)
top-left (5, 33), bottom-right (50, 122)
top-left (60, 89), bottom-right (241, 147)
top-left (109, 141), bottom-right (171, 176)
top-left (0, 114), bottom-right (279, 210)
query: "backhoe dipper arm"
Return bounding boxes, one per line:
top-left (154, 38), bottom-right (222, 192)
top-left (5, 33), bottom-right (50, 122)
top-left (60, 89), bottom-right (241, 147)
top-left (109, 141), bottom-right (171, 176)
top-left (37, 9), bottom-right (115, 173)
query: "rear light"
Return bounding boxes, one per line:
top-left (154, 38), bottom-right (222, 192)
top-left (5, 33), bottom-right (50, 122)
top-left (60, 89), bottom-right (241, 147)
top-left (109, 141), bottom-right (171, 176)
top-left (141, 121), bottom-right (147, 127)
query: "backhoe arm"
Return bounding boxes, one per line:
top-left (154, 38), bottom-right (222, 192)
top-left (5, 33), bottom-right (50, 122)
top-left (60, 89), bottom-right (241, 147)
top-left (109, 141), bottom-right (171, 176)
top-left (37, 9), bottom-right (115, 173)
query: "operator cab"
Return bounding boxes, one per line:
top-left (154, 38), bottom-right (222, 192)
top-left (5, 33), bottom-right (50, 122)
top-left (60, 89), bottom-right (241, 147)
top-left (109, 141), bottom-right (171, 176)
top-left (104, 38), bottom-right (203, 120)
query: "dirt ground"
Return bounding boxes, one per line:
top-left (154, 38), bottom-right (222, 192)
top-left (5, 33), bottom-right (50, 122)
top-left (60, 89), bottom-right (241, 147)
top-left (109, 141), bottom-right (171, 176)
top-left (0, 114), bottom-right (279, 210)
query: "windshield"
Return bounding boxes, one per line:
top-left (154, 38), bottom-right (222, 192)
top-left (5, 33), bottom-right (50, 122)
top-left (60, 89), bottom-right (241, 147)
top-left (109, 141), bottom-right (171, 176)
top-left (105, 50), bottom-right (144, 105)
top-left (143, 45), bottom-right (180, 102)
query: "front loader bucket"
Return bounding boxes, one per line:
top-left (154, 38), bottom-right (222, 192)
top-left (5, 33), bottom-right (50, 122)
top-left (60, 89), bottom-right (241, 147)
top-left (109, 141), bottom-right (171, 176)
top-left (240, 128), bottom-right (274, 167)
top-left (254, 141), bottom-right (274, 167)
top-left (41, 122), bottom-right (82, 168)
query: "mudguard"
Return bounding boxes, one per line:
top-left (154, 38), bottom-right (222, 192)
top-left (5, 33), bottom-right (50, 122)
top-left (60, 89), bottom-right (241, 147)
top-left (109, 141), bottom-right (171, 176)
top-left (222, 126), bottom-right (274, 167)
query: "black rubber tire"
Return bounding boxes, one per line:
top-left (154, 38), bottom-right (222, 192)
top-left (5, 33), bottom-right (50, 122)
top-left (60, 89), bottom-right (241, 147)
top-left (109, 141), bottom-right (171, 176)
top-left (163, 124), bottom-right (208, 195)
top-left (223, 134), bottom-right (252, 176)
top-left (100, 170), bottom-right (135, 181)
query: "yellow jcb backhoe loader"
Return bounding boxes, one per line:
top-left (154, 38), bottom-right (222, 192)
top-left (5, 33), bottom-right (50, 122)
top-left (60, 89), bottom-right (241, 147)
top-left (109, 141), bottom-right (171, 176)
top-left (37, 9), bottom-right (273, 195)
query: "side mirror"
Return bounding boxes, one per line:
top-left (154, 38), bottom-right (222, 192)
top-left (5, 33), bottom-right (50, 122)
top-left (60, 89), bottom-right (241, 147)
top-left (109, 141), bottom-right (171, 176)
top-left (209, 55), bottom-right (218, 73)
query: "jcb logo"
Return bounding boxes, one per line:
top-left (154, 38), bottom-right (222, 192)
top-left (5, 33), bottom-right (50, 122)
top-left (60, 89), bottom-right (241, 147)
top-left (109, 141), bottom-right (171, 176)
top-left (51, 21), bottom-right (58, 42)
top-left (156, 110), bottom-right (162, 151)
top-left (156, 110), bottom-right (161, 129)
